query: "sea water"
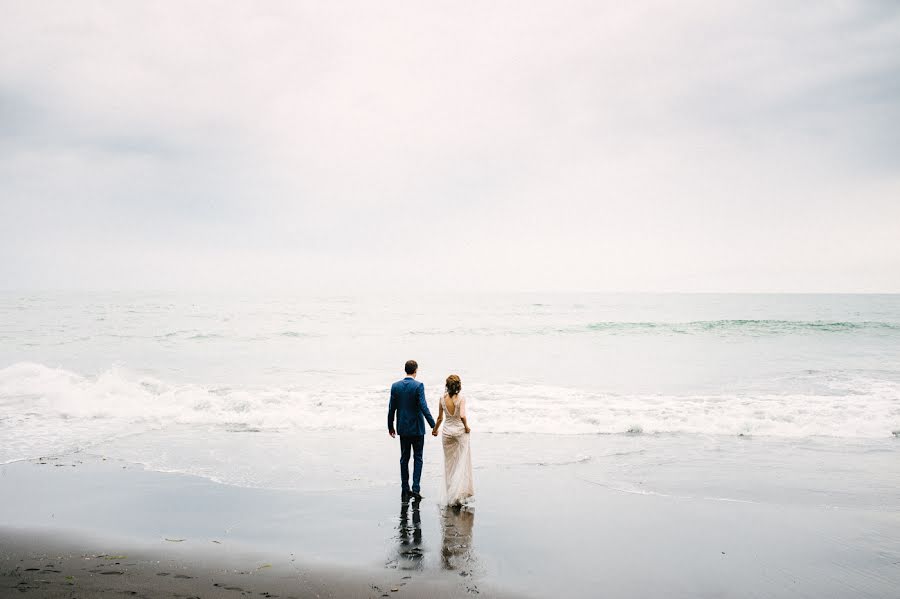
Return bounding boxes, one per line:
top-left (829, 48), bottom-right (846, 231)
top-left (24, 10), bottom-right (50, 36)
top-left (1, 292), bottom-right (899, 492)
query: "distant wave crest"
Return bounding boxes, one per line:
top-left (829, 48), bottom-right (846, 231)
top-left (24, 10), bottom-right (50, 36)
top-left (408, 320), bottom-right (900, 337)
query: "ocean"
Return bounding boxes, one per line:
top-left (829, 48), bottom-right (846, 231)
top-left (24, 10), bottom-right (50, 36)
top-left (2, 292), bottom-right (899, 493)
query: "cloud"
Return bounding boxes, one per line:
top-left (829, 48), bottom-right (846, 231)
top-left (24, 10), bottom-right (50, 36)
top-left (1, 0), bottom-right (899, 292)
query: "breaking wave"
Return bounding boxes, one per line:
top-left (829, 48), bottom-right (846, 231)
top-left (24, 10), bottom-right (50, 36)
top-left (1, 362), bottom-right (898, 464)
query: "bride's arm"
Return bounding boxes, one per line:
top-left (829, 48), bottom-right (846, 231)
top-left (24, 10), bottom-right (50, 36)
top-left (460, 396), bottom-right (471, 434)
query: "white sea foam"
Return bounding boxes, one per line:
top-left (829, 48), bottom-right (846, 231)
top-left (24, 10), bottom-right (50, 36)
top-left (1, 361), bottom-right (898, 464)
top-left (578, 477), bottom-right (760, 505)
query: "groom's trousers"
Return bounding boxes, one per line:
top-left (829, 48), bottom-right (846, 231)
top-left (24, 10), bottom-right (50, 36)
top-left (399, 435), bottom-right (425, 493)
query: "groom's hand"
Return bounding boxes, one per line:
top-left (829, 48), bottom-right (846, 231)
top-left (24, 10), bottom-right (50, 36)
top-left (389, 430), bottom-right (396, 438)
top-left (431, 428), bottom-right (439, 437)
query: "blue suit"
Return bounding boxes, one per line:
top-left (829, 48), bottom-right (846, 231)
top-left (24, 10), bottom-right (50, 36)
top-left (388, 377), bottom-right (436, 493)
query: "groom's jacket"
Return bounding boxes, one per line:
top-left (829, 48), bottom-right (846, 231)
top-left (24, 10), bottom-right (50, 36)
top-left (388, 376), bottom-right (436, 436)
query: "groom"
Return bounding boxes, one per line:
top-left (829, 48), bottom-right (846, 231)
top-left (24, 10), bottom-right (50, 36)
top-left (388, 360), bottom-right (436, 502)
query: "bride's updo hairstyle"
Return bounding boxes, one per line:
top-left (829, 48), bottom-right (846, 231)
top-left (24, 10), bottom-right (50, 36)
top-left (446, 374), bottom-right (462, 397)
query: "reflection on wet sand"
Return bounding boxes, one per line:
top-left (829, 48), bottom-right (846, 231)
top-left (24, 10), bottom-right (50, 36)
top-left (391, 501), bottom-right (477, 577)
top-left (441, 505), bottom-right (475, 572)
top-left (395, 500), bottom-right (424, 569)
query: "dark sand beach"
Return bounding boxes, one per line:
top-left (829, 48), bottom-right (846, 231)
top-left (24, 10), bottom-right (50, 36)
top-left (0, 526), bottom-right (491, 598)
top-left (1, 431), bottom-right (899, 598)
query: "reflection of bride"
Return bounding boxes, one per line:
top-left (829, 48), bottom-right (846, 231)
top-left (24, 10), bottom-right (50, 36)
top-left (441, 505), bottom-right (475, 571)
top-left (432, 374), bottom-right (474, 506)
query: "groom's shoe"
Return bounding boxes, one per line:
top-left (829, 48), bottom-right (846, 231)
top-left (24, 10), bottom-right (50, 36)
top-left (409, 491), bottom-right (424, 502)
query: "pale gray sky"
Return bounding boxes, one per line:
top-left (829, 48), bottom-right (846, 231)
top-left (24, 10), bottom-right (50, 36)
top-left (1, 1), bottom-right (899, 292)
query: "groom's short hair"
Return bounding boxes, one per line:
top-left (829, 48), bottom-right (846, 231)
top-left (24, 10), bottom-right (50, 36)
top-left (405, 360), bottom-right (418, 375)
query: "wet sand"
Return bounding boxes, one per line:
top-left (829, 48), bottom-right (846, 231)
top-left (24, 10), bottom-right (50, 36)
top-left (0, 526), bottom-right (489, 598)
top-left (1, 432), bottom-right (899, 597)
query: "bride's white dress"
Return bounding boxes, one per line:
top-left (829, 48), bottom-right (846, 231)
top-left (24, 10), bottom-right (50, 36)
top-left (441, 393), bottom-right (474, 506)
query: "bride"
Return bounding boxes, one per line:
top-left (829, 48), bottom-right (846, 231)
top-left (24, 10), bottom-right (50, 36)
top-left (432, 374), bottom-right (474, 506)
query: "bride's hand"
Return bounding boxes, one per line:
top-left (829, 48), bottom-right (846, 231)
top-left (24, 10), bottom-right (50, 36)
top-left (432, 428), bottom-right (439, 436)
top-left (464, 427), bottom-right (471, 434)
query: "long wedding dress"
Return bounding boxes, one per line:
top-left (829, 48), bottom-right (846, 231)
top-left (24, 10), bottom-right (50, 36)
top-left (441, 393), bottom-right (474, 506)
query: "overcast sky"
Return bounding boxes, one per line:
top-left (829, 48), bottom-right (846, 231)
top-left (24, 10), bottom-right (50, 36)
top-left (1, 1), bottom-right (898, 293)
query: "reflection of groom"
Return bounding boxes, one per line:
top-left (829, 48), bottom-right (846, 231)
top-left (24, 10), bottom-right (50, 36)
top-left (396, 501), bottom-right (424, 568)
top-left (388, 360), bottom-right (436, 502)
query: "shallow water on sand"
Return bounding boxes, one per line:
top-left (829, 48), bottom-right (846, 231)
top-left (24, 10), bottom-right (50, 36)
top-left (88, 428), bottom-right (899, 510)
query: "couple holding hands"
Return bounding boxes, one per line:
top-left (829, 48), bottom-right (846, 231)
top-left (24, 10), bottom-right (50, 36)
top-left (387, 360), bottom-right (474, 506)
